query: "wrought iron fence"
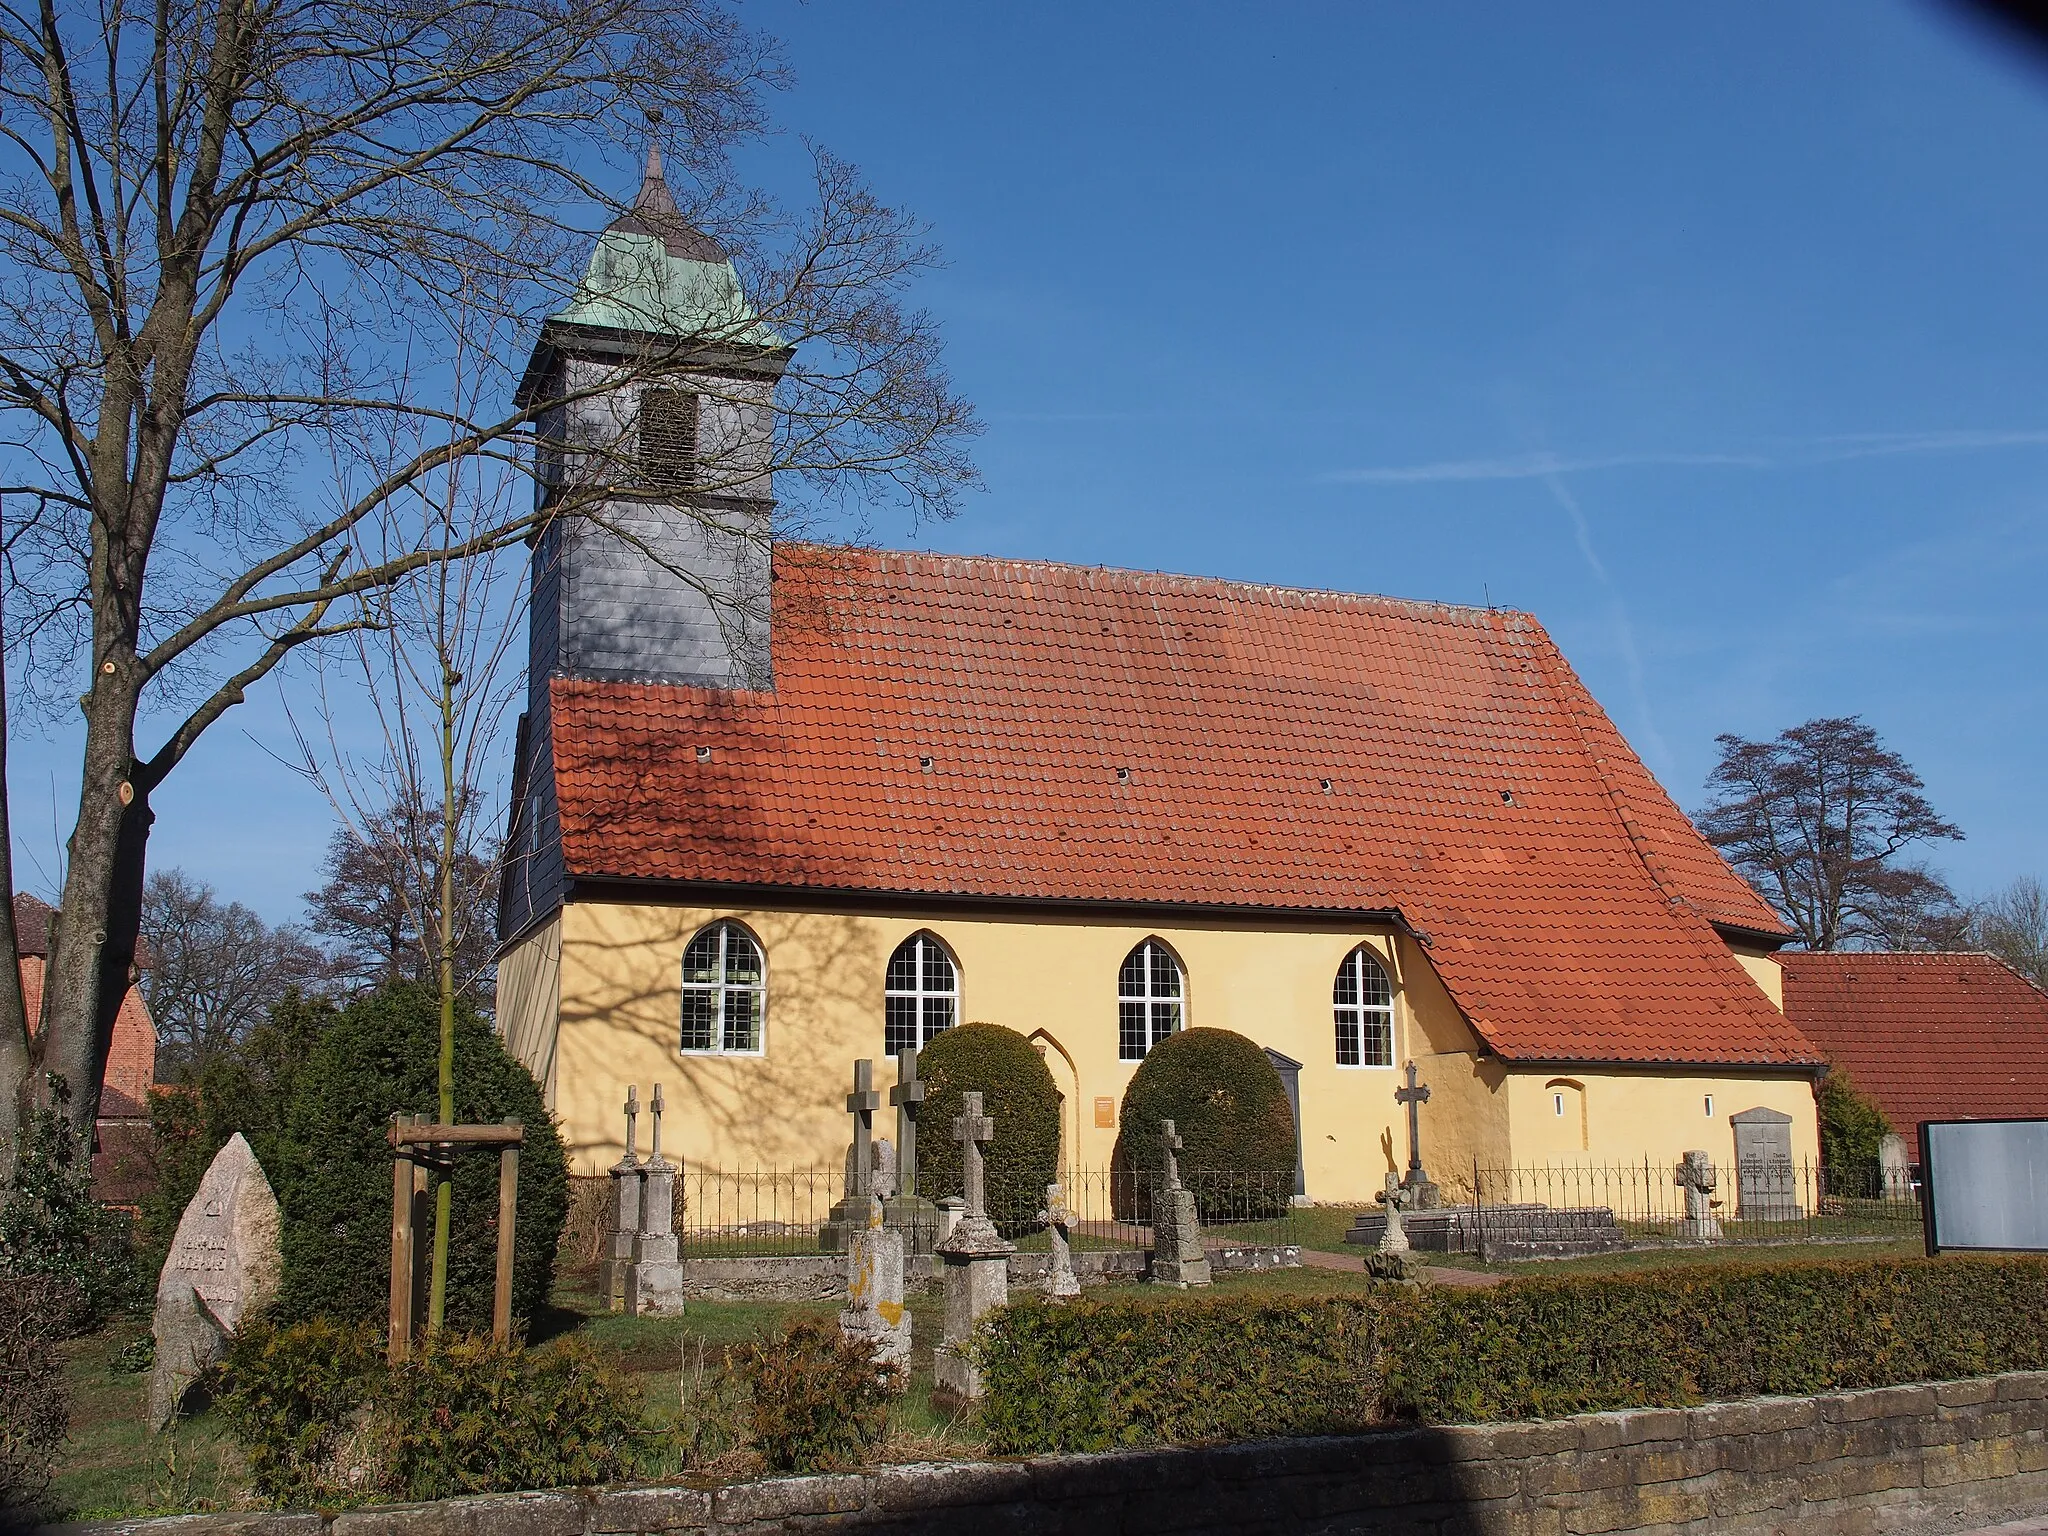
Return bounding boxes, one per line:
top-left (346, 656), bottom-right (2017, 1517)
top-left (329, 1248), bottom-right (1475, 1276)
top-left (563, 1166), bottom-right (1312, 1261)
top-left (1468, 1159), bottom-right (1921, 1247)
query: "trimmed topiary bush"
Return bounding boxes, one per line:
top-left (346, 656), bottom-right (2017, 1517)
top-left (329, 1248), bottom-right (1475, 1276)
top-left (914, 1022), bottom-right (1062, 1236)
top-left (274, 982), bottom-right (568, 1331)
top-left (1114, 1027), bottom-right (1296, 1218)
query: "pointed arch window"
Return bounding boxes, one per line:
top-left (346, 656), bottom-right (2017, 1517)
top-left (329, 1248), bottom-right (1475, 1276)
top-left (1119, 940), bottom-right (1184, 1061)
top-left (1333, 946), bottom-right (1394, 1068)
top-left (885, 933), bottom-right (957, 1055)
top-left (680, 921), bottom-right (764, 1054)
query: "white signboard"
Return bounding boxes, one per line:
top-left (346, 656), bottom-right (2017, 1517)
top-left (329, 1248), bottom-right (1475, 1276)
top-left (1921, 1119), bottom-right (2048, 1254)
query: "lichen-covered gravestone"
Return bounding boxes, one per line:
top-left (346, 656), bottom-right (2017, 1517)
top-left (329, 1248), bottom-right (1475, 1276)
top-left (149, 1133), bottom-right (281, 1429)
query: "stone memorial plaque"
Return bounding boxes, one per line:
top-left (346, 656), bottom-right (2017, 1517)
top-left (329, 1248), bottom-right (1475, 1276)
top-left (149, 1133), bottom-right (281, 1428)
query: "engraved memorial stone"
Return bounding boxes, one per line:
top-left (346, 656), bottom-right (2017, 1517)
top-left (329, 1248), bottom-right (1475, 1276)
top-left (1148, 1119), bottom-right (1212, 1289)
top-left (1674, 1149), bottom-right (1723, 1239)
top-left (934, 1092), bottom-right (1014, 1400)
top-left (149, 1133), bottom-right (280, 1429)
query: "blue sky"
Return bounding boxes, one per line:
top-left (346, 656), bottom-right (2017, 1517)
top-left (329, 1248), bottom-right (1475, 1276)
top-left (12, 1), bottom-right (2048, 922)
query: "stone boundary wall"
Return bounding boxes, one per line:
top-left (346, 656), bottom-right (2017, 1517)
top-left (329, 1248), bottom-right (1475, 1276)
top-left (676, 1245), bottom-right (1290, 1300)
top-left (57, 1373), bottom-right (2048, 1536)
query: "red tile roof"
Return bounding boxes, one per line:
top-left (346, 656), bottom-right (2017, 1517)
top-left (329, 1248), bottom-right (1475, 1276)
top-left (550, 546), bottom-right (1814, 1068)
top-left (1779, 951), bottom-right (2048, 1130)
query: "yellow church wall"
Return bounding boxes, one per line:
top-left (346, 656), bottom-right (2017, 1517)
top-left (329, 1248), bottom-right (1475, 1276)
top-left (523, 897), bottom-right (1512, 1201)
top-left (1503, 1068), bottom-right (1819, 1173)
top-left (1722, 939), bottom-right (1786, 1009)
top-left (499, 896), bottom-right (1817, 1204)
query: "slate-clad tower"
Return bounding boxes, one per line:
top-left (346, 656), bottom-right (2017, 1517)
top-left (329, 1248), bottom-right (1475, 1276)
top-left (501, 152), bottom-right (790, 941)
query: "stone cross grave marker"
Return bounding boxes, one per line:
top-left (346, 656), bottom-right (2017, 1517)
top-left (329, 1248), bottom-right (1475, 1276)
top-left (1395, 1061), bottom-right (1442, 1209)
top-left (149, 1133), bottom-right (280, 1430)
top-left (819, 1059), bottom-right (887, 1253)
top-left (1150, 1118), bottom-right (1212, 1289)
top-left (934, 1091), bottom-right (1015, 1401)
top-left (889, 1047), bottom-right (927, 1195)
top-left (603, 1086), bottom-right (643, 1310)
top-left (1674, 1150), bottom-right (1723, 1239)
top-left (1378, 1171), bottom-right (1411, 1254)
top-left (1364, 1170), bottom-right (1423, 1282)
top-left (1037, 1182), bottom-right (1081, 1300)
top-left (626, 1084), bottom-right (685, 1315)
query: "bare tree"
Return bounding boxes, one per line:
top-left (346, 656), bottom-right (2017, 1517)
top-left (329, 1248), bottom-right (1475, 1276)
top-left (1696, 716), bottom-right (1964, 951)
top-left (140, 868), bottom-right (329, 1078)
top-left (302, 795), bottom-right (498, 1000)
top-left (0, 0), bottom-right (981, 1143)
top-left (1972, 876), bottom-right (2048, 989)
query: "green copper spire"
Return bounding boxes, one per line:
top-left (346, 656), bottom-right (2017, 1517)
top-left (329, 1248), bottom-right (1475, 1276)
top-left (552, 146), bottom-right (782, 347)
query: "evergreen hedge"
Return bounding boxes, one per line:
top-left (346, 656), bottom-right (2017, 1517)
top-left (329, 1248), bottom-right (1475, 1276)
top-left (974, 1256), bottom-right (2048, 1455)
top-left (274, 983), bottom-right (568, 1330)
top-left (913, 1022), bottom-right (1061, 1235)
top-left (1817, 1065), bottom-right (1893, 1193)
top-left (1114, 1027), bottom-right (1296, 1218)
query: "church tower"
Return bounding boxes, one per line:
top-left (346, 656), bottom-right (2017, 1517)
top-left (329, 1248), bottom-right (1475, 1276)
top-left (501, 152), bottom-right (790, 942)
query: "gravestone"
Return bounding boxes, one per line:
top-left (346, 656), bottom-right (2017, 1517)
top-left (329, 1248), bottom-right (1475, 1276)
top-left (819, 1060), bottom-right (885, 1253)
top-left (838, 1206), bottom-right (911, 1365)
top-left (1395, 1061), bottom-right (1442, 1210)
top-left (1148, 1119), bottom-right (1212, 1289)
top-left (624, 1085), bottom-right (686, 1315)
top-left (149, 1134), bottom-right (280, 1430)
top-left (601, 1087), bottom-right (643, 1311)
top-left (1364, 1170), bottom-right (1422, 1282)
top-left (842, 1137), bottom-right (897, 1201)
top-left (1880, 1132), bottom-right (1914, 1199)
top-left (934, 1092), bottom-right (1015, 1400)
top-left (1674, 1149), bottom-right (1723, 1239)
top-left (1037, 1182), bottom-right (1081, 1300)
top-left (883, 1048), bottom-right (938, 1253)
top-left (1730, 1107), bottom-right (1802, 1220)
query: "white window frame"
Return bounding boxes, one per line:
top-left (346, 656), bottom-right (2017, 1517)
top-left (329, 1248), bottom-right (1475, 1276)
top-left (884, 932), bottom-right (959, 1055)
top-left (1118, 939), bottom-right (1185, 1061)
top-left (679, 921), bottom-right (766, 1056)
top-left (1332, 945), bottom-right (1396, 1070)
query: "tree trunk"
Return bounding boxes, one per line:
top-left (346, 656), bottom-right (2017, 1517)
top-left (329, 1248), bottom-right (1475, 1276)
top-left (34, 681), bottom-right (153, 1140)
top-left (0, 560), bottom-right (34, 1171)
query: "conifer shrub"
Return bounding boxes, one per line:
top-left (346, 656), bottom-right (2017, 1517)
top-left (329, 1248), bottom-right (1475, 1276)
top-left (1113, 1027), bottom-right (1296, 1219)
top-left (1817, 1065), bottom-right (1893, 1196)
top-left (273, 983), bottom-right (568, 1330)
top-left (975, 1255), bottom-right (2048, 1455)
top-left (914, 1022), bottom-right (1062, 1236)
top-left (372, 1335), bottom-right (644, 1500)
top-left (731, 1317), bottom-right (902, 1473)
top-left (215, 1317), bottom-right (382, 1505)
top-left (216, 1322), bottom-right (646, 1504)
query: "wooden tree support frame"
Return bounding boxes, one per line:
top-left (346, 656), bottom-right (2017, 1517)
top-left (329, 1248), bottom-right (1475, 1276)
top-left (387, 1113), bottom-right (524, 1360)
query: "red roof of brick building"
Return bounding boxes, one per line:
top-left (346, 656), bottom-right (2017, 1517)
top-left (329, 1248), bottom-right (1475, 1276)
top-left (550, 547), bottom-right (1817, 1069)
top-left (1779, 951), bottom-right (2048, 1131)
top-left (15, 892), bottom-right (157, 1119)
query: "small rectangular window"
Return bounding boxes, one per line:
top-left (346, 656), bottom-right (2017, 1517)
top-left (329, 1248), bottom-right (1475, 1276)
top-left (1704, 1094), bottom-right (1715, 1118)
top-left (638, 388), bottom-right (698, 490)
top-left (1553, 1092), bottom-right (1565, 1117)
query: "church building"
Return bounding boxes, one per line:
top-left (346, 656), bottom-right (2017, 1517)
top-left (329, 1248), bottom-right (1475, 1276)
top-left (494, 158), bottom-right (1824, 1199)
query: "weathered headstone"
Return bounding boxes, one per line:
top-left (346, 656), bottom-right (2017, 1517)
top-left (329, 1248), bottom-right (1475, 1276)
top-left (601, 1086), bottom-right (643, 1311)
top-left (1880, 1132), bottom-right (1914, 1199)
top-left (624, 1084), bottom-right (686, 1316)
top-left (1674, 1149), bottom-right (1723, 1239)
top-left (819, 1060), bottom-right (885, 1253)
top-left (1396, 1061), bottom-right (1443, 1210)
top-left (842, 1137), bottom-right (897, 1201)
top-left (1148, 1119), bottom-right (1212, 1289)
top-left (149, 1133), bottom-right (280, 1430)
top-left (838, 1205), bottom-right (911, 1365)
top-left (1037, 1182), bottom-right (1081, 1300)
top-left (1364, 1170), bottom-right (1422, 1282)
top-left (883, 1048), bottom-right (938, 1253)
top-left (934, 1092), bottom-right (1015, 1400)
top-left (1730, 1107), bottom-right (1802, 1220)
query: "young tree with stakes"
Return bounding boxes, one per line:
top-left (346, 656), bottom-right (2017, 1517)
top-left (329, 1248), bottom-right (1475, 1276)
top-left (0, 0), bottom-right (981, 1149)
